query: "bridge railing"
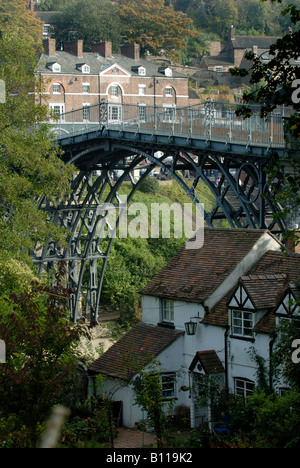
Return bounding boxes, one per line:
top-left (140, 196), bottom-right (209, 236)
top-left (50, 101), bottom-right (291, 149)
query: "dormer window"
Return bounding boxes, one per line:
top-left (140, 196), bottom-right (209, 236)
top-left (48, 62), bottom-right (61, 73)
top-left (232, 310), bottom-right (254, 338)
top-left (138, 67), bottom-right (146, 76)
top-left (228, 282), bottom-right (255, 339)
top-left (159, 66), bottom-right (173, 77)
top-left (132, 65), bottom-right (146, 76)
top-left (77, 64), bottom-right (90, 74)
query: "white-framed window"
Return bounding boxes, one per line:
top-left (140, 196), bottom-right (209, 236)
top-left (138, 104), bottom-right (146, 121)
top-left (235, 378), bottom-right (254, 398)
top-left (162, 299), bottom-right (174, 323)
top-left (110, 85), bottom-right (119, 97)
top-left (82, 83), bottom-right (90, 94)
top-left (53, 83), bottom-right (61, 94)
top-left (82, 64), bottom-right (90, 74)
top-left (49, 103), bottom-right (65, 121)
top-left (138, 67), bottom-right (146, 76)
top-left (52, 63), bottom-right (61, 73)
top-left (161, 372), bottom-right (176, 399)
top-left (108, 104), bottom-right (122, 122)
top-left (83, 104), bottom-right (90, 122)
top-left (165, 86), bottom-right (173, 97)
top-left (139, 85), bottom-right (146, 96)
top-left (231, 309), bottom-right (253, 338)
top-left (43, 24), bottom-right (51, 37)
top-left (163, 105), bottom-right (176, 122)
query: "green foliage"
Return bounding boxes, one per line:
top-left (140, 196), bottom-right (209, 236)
top-left (0, 263), bottom-right (85, 446)
top-left (225, 391), bottom-right (300, 448)
top-left (51, 0), bottom-right (122, 51)
top-left (138, 176), bottom-right (160, 195)
top-left (0, 0), bottom-right (74, 263)
top-left (132, 360), bottom-right (178, 447)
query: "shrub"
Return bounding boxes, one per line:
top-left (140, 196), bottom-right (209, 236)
top-left (138, 177), bottom-right (159, 194)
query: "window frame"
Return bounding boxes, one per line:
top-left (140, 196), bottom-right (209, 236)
top-left (161, 372), bottom-right (176, 400)
top-left (162, 299), bottom-right (174, 324)
top-left (231, 308), bottom-right (254, 338)
top-left (82, 103), bottom-right (91, 122)
top-left (82, 83), bottom-right (90, 94)
top-left (234, 377), bottom-right (254, 398)
top-left (52, 83), bottom-right (61, 94)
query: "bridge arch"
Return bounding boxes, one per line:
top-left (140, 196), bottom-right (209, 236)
top-left (34, 101), bottom-right (288, 323)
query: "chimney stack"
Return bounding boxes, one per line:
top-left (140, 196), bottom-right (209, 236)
top-left (64, 40), bottom-right (84, 58)
top-left (43, 38), bottom-right (56, 57)
top-left (121, 43), bottom-right (140, 61)
top-left (91, 41), bottom-right (112, 58)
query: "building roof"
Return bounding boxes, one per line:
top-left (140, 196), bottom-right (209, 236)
top-left (203, 250), bottom-right (300, 331)
top-left (189, 350), bottom-right (224, 375)
top-left (239, 273), bottom-right (289, 310)
top-left (37, 51), bottom-right (187, 79)
top-left (140, 227), bottom-right (278, 305)
top-left (231, 35), bottom-right (279, 50)
top-left (88, 322), bottom-right (184, 380)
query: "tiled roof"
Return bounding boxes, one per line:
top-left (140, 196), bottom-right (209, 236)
top-left (240, 274), bottom-right (289, 310)
top-left (88, 322), bottom-right (184, 380)
top-left (203, 251), bottom-right (300, 332)
top-left (140, 227), bottom-right (272, 304)
top-left (189, 350), bottom-right (224, 375)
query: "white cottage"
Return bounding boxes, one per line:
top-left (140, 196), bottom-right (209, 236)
top-left (88, 227), bottom-right (300, 429)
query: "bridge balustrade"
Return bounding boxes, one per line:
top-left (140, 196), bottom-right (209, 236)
top-left (50, 101), bottom-right (291, 150)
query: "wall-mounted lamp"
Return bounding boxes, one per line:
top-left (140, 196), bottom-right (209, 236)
top-left (184, 320), bottom-right (198, 336)
top-left (184, 312), bottom-right (201, 336)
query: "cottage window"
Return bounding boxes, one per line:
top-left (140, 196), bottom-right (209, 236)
top-left (235, 378), bottom-right (254, 398)
top-left (162, 299), bottom-right (174, 323)
top-left (161, 373), bottom-right (176, 399)
top-left (231, 309), bottom-right (253, 337)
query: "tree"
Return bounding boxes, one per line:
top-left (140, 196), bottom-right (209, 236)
top-left (51, 0), bottom-right (122, 51)
top-left (230, 1), bottom-right (300, 247)
top-left (117, 0), bottom-right (197, 58)
top-left (0, 0), bottom-right (74, 264)
top-left (230, 1), bottom-right (300, 133)
top-left (0, 263), bottom-right (85, 447)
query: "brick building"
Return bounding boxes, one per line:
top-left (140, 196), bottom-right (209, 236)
top-left (37, 39), bottom-right (195, 121)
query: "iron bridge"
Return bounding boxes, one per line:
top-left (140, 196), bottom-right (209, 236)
top-left (34, 100), bottom-right (290, 323)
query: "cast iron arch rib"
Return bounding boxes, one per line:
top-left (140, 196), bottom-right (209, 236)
top-left (34, 137), bottom-right (286, 323)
